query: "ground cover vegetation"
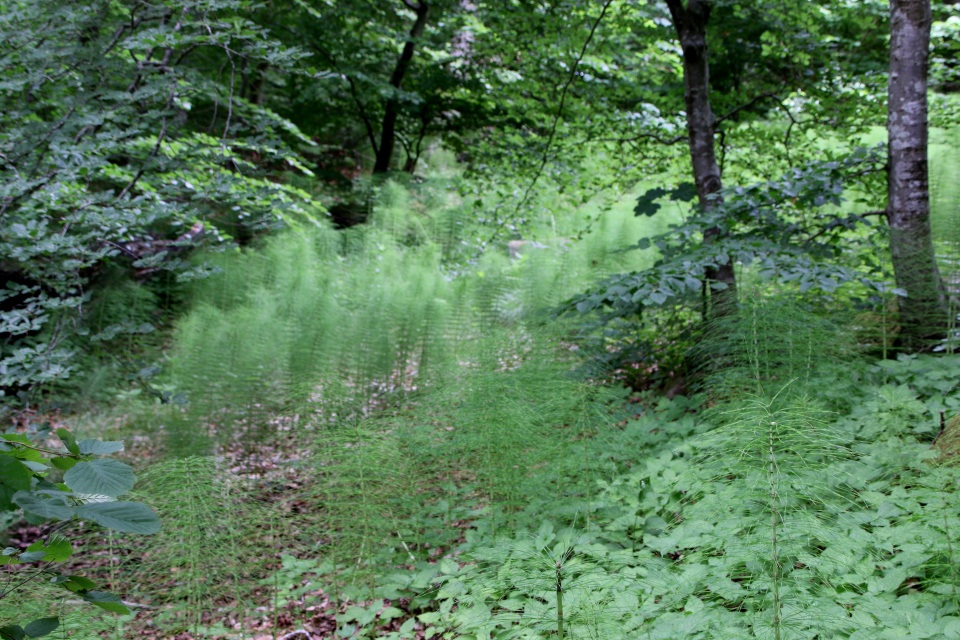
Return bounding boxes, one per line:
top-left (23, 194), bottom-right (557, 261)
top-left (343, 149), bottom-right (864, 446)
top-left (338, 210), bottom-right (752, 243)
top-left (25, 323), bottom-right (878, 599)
top-left (2, 0), bottom-right (960, 638)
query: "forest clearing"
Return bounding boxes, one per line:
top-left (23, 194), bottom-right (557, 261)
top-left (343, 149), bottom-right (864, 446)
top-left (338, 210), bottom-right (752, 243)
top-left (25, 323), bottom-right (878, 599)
top-left (2, 0), bottom-right (960, 639)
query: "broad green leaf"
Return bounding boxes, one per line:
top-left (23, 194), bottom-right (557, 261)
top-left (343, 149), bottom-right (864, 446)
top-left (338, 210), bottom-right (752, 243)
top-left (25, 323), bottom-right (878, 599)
top-left (418, 612), bottom-right (442, 625)
top-left (942, 617), bottom-right (960, 639)
top-left (57, 575), bottom-right (98, 593)
top-left (339, 605), bottom-right (366, 623)
top-left (55, 429), bottom-right (80, 455)
top-left (0, 625), bottom-right (25, 640)
top-left (74, 501), bottom-right (160, 534)
top-left (20, 461), bottom-right (47, 473)
top-left (77, 440), bottom-right (124, 455)
top-left (0, 485), bottom-right (15, 512)
top-left (24, 534), bottom-right (73, 561)
top-left (63, 460), bottom-right (134, 497)
top-left (82, 591), bottom-right (130, 615)
top-left (12, 492), bottom-right (73, 521)
top-left (648, 291), bottom-right (668, 305)
top-left (0, 456), bottom-right (32, 491)
top-left (380, 607), bottom-right (404, 621)
top-left (49, 457), bottom-right (77, 471)
top-left (439, 557), bottom-right (458, 574)
top-left (23, 618), bottom-right (58, 638)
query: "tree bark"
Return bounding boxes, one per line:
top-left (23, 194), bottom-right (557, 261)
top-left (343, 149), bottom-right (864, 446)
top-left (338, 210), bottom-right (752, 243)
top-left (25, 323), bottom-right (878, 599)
top-left (373, 0), bottom-right (430, 174)
top-left (664, 0), bottom-right (737, 317)
top-left (887, 0), bottom-right (947, 351)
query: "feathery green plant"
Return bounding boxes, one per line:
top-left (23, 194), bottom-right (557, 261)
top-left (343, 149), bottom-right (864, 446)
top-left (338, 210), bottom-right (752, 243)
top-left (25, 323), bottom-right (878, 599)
top-left (165, 178), bottom-right (670, 455)
top-left (691, 292), bottom-right (860, 406)
top-left (931, 126), bottom-right (960, 353)
top-left (306, 411), bottom-right (420, 606)
top-left (676, 389), bottom-right (857, 640)
top-left (126, 457), bottom-right (275, 638)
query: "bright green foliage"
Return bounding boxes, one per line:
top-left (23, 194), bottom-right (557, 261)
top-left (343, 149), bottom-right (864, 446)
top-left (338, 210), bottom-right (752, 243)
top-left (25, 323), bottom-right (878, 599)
top-left (2, 2), bottom-right (958, 637)
top-left (165, 178), bottom-right (672, 445)
top-left (564, 147), bottom-right (891, 321)
top-left (0, 425), bottom-right (158, 634)
top-left (431, 344), bottom-right (960, 640)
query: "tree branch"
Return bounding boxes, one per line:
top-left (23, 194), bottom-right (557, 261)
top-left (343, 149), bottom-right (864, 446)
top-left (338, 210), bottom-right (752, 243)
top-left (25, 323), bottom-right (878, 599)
top-left (346, 76), bottom-right (380, 157)
top-left (593, 132), bottom-right (686, 145)
top-left (715, 91), bottom-right (781, 125)
top-left (801, 210), bottom-right (886, 245)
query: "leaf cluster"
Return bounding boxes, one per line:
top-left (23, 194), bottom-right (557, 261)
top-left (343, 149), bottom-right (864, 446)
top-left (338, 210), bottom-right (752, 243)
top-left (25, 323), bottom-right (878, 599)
top-left (563, 146), bottom-right (890, 320)
top-left (0, 425), bottom-right (159, 637)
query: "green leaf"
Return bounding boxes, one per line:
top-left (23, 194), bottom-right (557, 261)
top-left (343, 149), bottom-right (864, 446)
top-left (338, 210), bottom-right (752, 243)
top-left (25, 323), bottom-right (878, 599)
top-left (63, 460), bottom-right (135, 497)
top-left (49, 457), bottom-right (78, 471)
top-left (55, 429), bottom-right (80, 455)
top-left (57, 575), bottom-right (98, 593)
top-left (644, 516), bottom-right (669, 535)
top-left (0, 625), bottom-right (25, 640)
top-left (0, 485), bottom-right (15, 511)
top-left (20, 461), bottom-right (47, 473)
top-left (0, 456), bottom-right (32, 491)
top-left (82, 591), bottom-right (130, 615)
top-left (340, 605), bottom-right (367, 623)
top-left (24, 534), bottom-right (73, 562)
top-left (74, 501), bottom-right (160, 534)
top-left (12, 492), bottom-right (73, 521)
top-left (23, 618), bottom-right (59, 638)
top-left (77, 440), bottom-right (124, 455)
top-left (380, 607), bottom-right (404, 622)
top-left (648, 291), bottom-right (668, 305)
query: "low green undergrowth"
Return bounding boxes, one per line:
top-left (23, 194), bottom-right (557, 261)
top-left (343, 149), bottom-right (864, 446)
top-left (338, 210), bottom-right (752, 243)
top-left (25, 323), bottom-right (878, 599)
top-left (429, 354), bottom-right (960, 640)
top-left (27, 302), bottom-right (960, 640)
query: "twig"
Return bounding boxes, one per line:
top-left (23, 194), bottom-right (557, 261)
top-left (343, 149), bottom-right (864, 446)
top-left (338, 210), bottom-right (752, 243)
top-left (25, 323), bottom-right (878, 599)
top-left (396, 531), bottom-right (416, 562)
top-left (592, 132), bottom-right (686, 145)
top-left (117, 84), bottom-right (176, 200)
top-left (715, 90), bottom-right (782, 125)
top-left (1, 441), bottom-right (83, 459)
top-left (0, 564), bottom-right (52, 600)
top-left (347, 76), bottom-right (380, 156)
top-left (801, 210), bottom-right (886, 246)
top-left (63, 600), bottom-right (156, 610)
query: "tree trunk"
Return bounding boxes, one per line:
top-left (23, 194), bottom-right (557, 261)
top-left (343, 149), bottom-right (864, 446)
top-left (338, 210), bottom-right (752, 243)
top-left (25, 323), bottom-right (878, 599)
top-left (373, 0), bottom-right (430, 174)
top-left (664, 0), bottom-right (737, 317)
top-left (887, 0), bottom-right (947, 351)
